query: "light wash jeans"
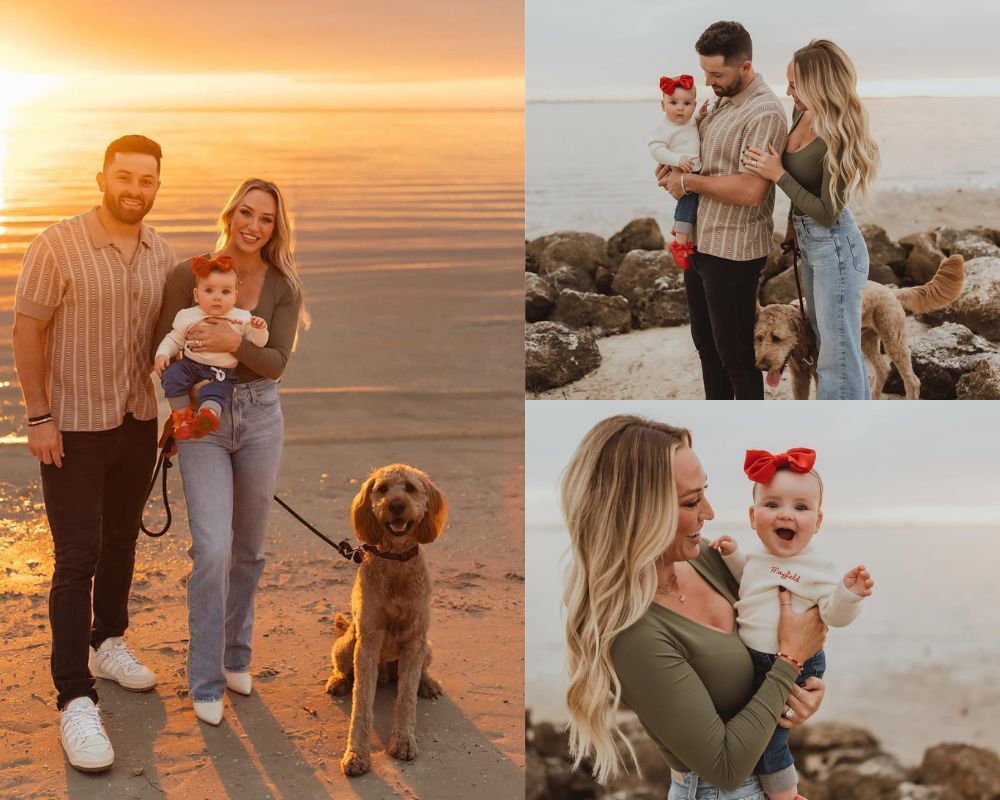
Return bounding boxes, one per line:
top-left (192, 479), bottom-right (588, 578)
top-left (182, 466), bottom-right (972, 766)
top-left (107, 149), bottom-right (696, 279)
top-left (793, 208), bottom-right (871, 400)
top-left (668, 771), bottom-right (765, 800)
top-left (177, 379), bottom-right (284, 701)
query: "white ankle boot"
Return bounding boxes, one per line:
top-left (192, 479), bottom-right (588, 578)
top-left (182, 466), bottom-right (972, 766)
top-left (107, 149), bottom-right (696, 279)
top-left (225, 670), bottom-right (252, 696)
top-left (193, 698), bottom-right (223, 725)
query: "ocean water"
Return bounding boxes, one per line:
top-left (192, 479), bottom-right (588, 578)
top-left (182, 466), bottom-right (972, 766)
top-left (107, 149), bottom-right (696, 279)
top-left (0, 108), bottom-right (524, 438)
top-left (526, 97), bottom-right (1000, 238)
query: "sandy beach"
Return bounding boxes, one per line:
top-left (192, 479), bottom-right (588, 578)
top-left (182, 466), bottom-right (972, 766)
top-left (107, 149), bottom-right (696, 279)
top-left (0, 107), bottom-right (525, 799)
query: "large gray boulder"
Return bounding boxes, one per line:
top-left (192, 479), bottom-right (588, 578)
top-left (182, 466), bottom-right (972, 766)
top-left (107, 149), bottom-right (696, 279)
top-left (526, 273), bottom-right (558, 322)
top-left (525, 322), bottom-right (601, 391)
top-left (883, 322), bottom-right (998, 399)
top-left (761, 266), bottom-right (802, 305)
top-left (607, 218), bottom-right (665, 267)
top-left (862, 224), bottom-right (908, 271)
top-left (611, 250), bottom-right (685, 329)
top-left (536, 232), bottom-right (609, 276)
top-left (902, 233), bottom-right (947, 285)
top-left (549, 290), bottom-right (631, 337)
top-left (538, 262), bottom-right (595, 294)
top-left (826, 754), bottom-right (910, 800)
top-left (956, 354), bottom-right (1000, 399)
top-left (632, 282), bottom-right (689, 328)
top-left (918, 257), bottom-right (1000, 341)
top-left (763, 232), bottom-right (793, 281)
top-left (916, 743), bottom-right (1000, 800)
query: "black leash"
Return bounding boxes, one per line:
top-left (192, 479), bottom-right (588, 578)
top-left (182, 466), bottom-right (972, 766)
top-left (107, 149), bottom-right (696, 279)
top-left (272, 495), bottom-right (367, 563)
top-left (782, 238), bottom-right (815, 366)
top-left (140, 431), bottom-right (176, 537)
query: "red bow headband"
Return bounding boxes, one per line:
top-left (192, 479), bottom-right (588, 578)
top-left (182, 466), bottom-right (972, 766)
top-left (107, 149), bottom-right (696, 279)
top-left (660, 74), bottom-right (694, 95)
top-left (744, 448), bottom-right (816, 485)
top-left (191, 254), bottom-right (234, 279)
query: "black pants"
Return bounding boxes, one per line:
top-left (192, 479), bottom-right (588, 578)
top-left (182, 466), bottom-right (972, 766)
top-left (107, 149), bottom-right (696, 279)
top-left (684, 251), bottom-right (766, 400)
top-left (40, 414), bottom-right (157, 709)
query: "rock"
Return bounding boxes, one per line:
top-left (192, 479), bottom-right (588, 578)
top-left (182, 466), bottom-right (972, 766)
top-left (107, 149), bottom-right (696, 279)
top-left (526, 241), bottom-right (540, 274)
top-left (917, 743), bottom-right (1000, 800)
top-left (550, 290), bottom-right (631, 337)
top-left (862, 224), bottom-right (908, 270)
top-left (902, 233), bottom-right (947, 284)
top-left (531, 720), bottom-right (571, 760)
top-left (936, 226), bottom-right (1000, 253)
top-left (607, 219), bottom-right (665, 267)
top-left (791, 723), bottom-right (882, 784)
top-left (525, 750), bottom-right (548, 800)
top-left (632, 283), bottom-right (689, 328)
top-left (538, 263), bottom-right (595, 294)
top-left (869, 263), bottom-right (899, 285)
top-left (525, 322), bottom-right (602, 391)
top-left (883, 322), bottom-right (997, 399)
top-left (526, 233), bottom-right (560, 267)
top-left (826, 754), bottom-right (910, 800)
top-left (763, 233), bottom-right (792, 281)
top-left (544, 756), bottom-right (599, 798)
top-left (956, 354), bottom-right (1000, 399)
top-left (918, 257), bottom-right (1000, 341)
top-left (604, 716), bottom-right (673, 795)
top-left (898, 783), bottom-right (963, 800)
top-left (611, 250), bottom-right (680, 304)
top-left (537, 232), bottom-right (610, 276)
top-left (594, 266), bottom-right (615, 294)
top-left (761, 267), bottom-right (802, 305)
top-left (946, 236), bottom-right (1000, 262)
top-left (526, 273), bottom-right (558, 322)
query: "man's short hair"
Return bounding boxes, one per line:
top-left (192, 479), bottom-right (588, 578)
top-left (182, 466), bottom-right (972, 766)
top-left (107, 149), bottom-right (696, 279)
top-left (695, 21), bottom-right (753, 66)
top-left (103, 135), bottom-right (163, 173)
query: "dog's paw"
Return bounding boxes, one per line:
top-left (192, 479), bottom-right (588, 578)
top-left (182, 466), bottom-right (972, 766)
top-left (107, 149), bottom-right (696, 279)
top-left (418, 675), bottom-right (442, 699)
top-left (387, 732), bottom-right (418, 761)
top-left (324, 674), bottom-right (352, 696)
top-left (341, 748), bottom-right (371, 776)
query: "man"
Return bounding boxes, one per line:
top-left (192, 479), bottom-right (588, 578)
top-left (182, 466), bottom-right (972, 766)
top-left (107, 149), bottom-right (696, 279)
top-left (13, 135), bottom-right (175, 772)
top-left (658, 21), bottom-right (788, 399)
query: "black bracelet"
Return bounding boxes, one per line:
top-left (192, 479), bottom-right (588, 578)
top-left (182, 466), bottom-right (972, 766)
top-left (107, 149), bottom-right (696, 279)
top-left (27, 415), bottom-right (55, 427)
top-left (28, 412), bottom-right (52, 423)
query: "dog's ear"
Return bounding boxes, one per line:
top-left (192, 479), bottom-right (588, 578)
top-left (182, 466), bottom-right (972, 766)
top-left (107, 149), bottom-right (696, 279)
top-left (350, 476), bottom-right (382, 545)
top-left (414, 475), bottom-right (448, 544)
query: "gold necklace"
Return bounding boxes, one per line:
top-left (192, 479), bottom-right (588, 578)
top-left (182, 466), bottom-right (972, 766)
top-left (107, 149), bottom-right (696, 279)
top-left (658, 573), bottom-right (687, 604)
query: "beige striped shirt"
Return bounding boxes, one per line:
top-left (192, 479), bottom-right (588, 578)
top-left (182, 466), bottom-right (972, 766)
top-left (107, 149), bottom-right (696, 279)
top-left (15, 208), bottom-right (176, 431)
top-left (695, 74), bottom-right (788, 261)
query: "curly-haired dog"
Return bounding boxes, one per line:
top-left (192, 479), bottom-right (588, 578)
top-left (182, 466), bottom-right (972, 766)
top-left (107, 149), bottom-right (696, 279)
top-left (325, 464), bottom-right (447, 777)
top-left (755, 254), bottom-right (965, 399)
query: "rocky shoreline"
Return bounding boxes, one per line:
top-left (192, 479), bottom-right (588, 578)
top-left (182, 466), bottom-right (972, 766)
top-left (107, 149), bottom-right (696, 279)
top-left (525, 219), bottom-right (1000, 399)
top-left (526, 711), bottom-right (1000, 800)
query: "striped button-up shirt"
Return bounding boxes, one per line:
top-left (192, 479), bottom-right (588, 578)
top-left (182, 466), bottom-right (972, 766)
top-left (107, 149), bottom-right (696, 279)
top-left (695, 74), bottom-right (788, 261)
top-left (15, 208), bottom-right (175, 431)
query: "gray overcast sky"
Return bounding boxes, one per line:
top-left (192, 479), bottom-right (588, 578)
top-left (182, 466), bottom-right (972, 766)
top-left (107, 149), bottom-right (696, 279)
top-left (526, 401), bottom-right (1000, 529)
top-left (527, 0), bottom-right (1000, 99)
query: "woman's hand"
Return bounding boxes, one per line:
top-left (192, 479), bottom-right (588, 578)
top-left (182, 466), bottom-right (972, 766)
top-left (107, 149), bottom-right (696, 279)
top-left (741, 143), bottom-right (785, 182)
top-left (777, 675), bottom-right (825, 729)
top-left (188, 318), bottom-right (242, 354)
top-left (777, 587), bottom-right (827, 664)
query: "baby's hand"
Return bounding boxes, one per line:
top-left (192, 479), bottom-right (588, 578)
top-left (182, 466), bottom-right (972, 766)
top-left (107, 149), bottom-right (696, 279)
top-left (678, 157), bottom-right (695, 173)
top-left (697, 99), bottom-right (710, 119)
top-left (250, 316), bottom-right (267, 330)
top-left (843, 564), bottom-right (874, 597)
top-left (709, 535), bottom-right (738, 556)
top-left (154, 355), bottom-right (170, 378)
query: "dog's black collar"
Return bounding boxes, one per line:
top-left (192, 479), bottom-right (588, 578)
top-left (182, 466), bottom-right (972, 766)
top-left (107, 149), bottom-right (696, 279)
top-left (362, 543), bottom-right (419, 562)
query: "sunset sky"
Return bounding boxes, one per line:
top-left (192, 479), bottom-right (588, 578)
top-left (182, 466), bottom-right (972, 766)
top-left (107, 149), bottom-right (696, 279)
top-left (0, 0), bottom-right (523, 109)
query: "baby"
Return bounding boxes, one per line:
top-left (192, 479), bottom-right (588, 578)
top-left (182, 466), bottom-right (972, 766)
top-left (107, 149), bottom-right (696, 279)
top-left (710, 448), bottom-right (874, 800)
top-left (648, 74), bottom-right (702, 270)
top-left (154, 255), bottom-right (268, 440)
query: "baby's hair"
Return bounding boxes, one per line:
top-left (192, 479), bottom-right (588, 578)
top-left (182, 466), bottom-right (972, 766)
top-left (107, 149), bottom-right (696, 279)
top-left (752, 467), bottom-right (824, 507)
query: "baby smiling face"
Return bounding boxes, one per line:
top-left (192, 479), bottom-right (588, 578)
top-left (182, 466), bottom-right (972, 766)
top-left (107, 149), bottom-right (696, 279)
top-left (193, 268), bottom-right (239, 317)
top-left (749, 469), bottom-right (823, 557)
top-left (661, 86), bottom-right (697, 125)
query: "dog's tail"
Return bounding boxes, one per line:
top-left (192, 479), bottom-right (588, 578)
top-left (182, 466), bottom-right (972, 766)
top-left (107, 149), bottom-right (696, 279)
top-left (895, 254), bottom-right (965, 313)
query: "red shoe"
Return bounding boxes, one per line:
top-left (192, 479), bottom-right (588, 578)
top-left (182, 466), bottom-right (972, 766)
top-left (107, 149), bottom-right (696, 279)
top-left (669, 239), bottom-right (692, 270)
top-left (171, 408), bottom-right (195, 441)
top-left (189, 407), bottom-right (220, 440)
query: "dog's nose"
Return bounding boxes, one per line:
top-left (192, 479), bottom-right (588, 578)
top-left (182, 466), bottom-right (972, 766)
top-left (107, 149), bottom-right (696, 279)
top-left (388, 500), bottom-right (406, 515)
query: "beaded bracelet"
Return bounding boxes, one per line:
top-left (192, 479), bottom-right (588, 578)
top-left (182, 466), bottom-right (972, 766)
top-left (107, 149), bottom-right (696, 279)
top-left (776, 652), bottom-right (803, 671)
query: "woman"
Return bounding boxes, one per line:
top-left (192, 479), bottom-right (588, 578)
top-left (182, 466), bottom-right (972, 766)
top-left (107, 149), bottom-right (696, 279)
top-left (153, 178), bottom-right (309, 725)
top-left (563, 416), bottom-right (826, 798)
top-left (743, 40), bottom-right (880, 400)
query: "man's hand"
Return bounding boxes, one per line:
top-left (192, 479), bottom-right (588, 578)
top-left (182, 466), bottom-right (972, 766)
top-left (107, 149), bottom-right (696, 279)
top-left (843, 564), bottom-right (874, 597)
top-left (28, 421), bottom-right (64, 468)
top-left (709, 535), bottom-right (738, 556)
top-left (656, 164), bottom-right (685, 199)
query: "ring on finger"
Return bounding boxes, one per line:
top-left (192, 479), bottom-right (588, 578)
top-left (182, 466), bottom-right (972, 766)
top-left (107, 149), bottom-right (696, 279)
top-left (784, 708), bottom-right (795, 719)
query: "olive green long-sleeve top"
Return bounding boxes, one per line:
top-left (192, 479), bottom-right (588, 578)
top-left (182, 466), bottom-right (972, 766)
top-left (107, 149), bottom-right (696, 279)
top-left (152, 258), bottom-right (301, 383)
top-left (776, 109), bottom-right (846, 228)
top-left (610, 543), bottom-right (798, 792)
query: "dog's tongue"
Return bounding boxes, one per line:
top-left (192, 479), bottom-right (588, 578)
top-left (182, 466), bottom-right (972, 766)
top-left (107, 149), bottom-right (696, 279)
top-left (766, 370), bottom-right (781, 388)
top-left (390, 521), bottom-right (408, 533)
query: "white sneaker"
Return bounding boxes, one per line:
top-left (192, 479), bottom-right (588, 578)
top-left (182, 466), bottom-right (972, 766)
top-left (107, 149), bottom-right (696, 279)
top-left (193, 699), bottom-right (223, 726)
top-left (60, 697), bottom-right (114, 772)
top-left (89, 637), bottom-right (157, 691)
top-left (225, 670), bottom-right (252, 696)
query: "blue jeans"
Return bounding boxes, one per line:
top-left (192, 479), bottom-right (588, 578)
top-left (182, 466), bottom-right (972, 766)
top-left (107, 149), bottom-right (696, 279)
top-left (793, 209), bottom-right (871, 399)
top-left (161, 356), bottom-right (237, 409)
top-left (674, 191), bottom-right (700, 237)
top-left (176, 379), bottom-right (284, 701)
top-left (749, 648), bottom-right (827, 789)
top-left (668, 771), bottom-right (765, 799)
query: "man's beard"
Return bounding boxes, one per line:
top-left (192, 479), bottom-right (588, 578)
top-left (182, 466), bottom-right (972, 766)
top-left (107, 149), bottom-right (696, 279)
top-left (712, 79), bottom-right (742, 98)
top-left (104, 191), bottom-right (153, 224)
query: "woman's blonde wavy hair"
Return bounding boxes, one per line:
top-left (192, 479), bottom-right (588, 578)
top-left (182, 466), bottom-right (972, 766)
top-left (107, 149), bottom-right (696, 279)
top-left (793, 39), bottom-right (880, 209)
top-left (562, 415), bottom-right (691, 783)
top-left (216, 178), bottom-right (311, 331)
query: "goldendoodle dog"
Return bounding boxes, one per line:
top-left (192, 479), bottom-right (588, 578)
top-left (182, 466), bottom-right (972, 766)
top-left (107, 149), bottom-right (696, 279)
top-left (325, 463), bottom-right (447, 777)
top-left (754, 254), bottom-right (965, 399)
